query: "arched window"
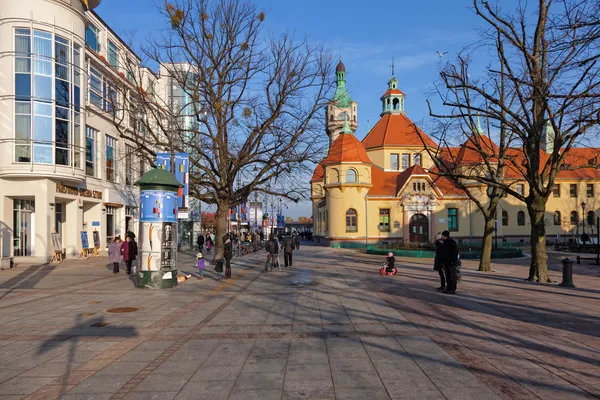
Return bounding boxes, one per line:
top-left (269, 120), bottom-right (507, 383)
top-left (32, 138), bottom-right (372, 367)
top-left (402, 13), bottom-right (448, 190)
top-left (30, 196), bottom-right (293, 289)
top-left (329, 114), bottom-right (333, 121)
top-left (337, 111), bottom-right (348, 121)
top-left (587, 210), bottom-right (595, 226)
top-left (392, 98), bottom-right (400, 110)
top-left (353, 115), bottom-right (356, 121)
top-left (553, 211), bottom-right (561, 225)
top-left (502, 210), bottom-right (508, 226)
top-left (570, 211), bottom-right (579, 225)
top-left (346, 209), bottom-right (357, 232)
top-left (328, 168), bottom-right (339, 183)
top-left (345, 169), bottom-right (357, 183)
top-left (517, 211), bottom-right (526, 226)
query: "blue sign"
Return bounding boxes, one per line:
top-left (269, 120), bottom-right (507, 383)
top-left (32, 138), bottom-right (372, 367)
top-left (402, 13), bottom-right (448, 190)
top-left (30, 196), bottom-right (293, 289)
top-left (81, 231), bottom-right (89, 249)
top-left (92, 221), bottom-right (100, 227)
top-left (156, 153), bottom-right (189, 213)
top-left (140, 190), bottom-right (178, 223)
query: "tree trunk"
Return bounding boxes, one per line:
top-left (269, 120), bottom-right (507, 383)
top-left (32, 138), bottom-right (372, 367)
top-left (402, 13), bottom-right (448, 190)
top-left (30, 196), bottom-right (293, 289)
top-left (479, 214), bottom-right (495, 271)
top-left (214, 199), bottom-right (230, 262)
top-left (527, 198), bottom-right (550, 282)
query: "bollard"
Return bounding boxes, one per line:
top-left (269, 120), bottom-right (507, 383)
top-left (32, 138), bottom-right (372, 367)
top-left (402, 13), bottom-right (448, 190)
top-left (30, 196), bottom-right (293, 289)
top-left (559, 258), bottom-right (575, 288)
top-left (135, 169), bottom-right (183, 289)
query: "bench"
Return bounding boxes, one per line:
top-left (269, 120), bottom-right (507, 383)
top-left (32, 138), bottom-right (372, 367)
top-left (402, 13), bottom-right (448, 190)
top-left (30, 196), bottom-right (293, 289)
top-left (576, 255), bottom-right (600, 265)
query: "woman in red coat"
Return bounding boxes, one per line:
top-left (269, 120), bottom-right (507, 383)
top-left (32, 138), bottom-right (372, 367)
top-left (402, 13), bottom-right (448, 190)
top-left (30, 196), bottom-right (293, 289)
top-left (120, 236), bottom-right (138, 275)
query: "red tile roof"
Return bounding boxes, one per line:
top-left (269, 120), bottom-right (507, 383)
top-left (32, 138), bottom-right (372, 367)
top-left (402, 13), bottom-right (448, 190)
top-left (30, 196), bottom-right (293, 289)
top-left (381, 88), bottom-right (406, 96)
top-left (310, 163), bottom-right (325, 182)
top-left (368, 167), bottom-right (401, 196)
top-left (456, 134), bottom-right (499, 164)
top-left (362, 114), bottom-right (437, 148)
top-left (323, 134), bottom-right (372, 165)
top-left (367, 164), bottom-right (463, 197)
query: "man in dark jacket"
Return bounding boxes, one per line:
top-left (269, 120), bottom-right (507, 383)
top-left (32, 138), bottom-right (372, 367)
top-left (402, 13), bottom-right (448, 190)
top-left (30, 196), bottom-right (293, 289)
top-left (223, 233), bottom-right (233, 279)
top-left (441, 230), bottom-right (459, 294)
top-left (433, 233), bottom-right (446, 291)
top-left (197, 234), bottom-right (205, 252)
top-left (264, 234), bottom-right (279, 272)
top-left (293, 232), bottom-right (300, 250)
top-left (281, 234), bottom-right (295, 267)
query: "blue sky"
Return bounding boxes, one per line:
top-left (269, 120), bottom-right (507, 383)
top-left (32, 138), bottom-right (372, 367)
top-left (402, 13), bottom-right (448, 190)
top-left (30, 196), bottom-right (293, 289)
top-left (94, 0), bottom-right (494, 218)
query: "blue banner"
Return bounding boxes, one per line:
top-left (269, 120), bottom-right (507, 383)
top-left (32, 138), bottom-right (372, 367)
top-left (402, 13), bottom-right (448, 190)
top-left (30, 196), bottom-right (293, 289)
top-left (156, 153), bottom-right (189, 212)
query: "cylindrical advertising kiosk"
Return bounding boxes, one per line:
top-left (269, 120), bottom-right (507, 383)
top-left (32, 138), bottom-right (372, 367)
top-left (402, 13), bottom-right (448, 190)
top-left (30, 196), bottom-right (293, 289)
top-left (135, 169), bottom-right (183, 288)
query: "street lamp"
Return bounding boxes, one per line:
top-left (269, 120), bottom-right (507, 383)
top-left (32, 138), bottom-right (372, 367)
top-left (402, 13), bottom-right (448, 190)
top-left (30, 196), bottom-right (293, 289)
top-left (581, 201), bottom-right (587, 238)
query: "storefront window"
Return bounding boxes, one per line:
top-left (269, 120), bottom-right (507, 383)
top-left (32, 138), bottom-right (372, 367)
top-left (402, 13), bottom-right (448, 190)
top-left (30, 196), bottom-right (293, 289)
top-left (106, 206), bottom-right (116, 244)
top-left (13, 199), bottom-right (35, 256)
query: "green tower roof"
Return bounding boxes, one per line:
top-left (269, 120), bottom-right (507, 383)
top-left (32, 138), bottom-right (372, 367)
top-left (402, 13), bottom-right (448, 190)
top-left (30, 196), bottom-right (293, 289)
top-left (333, 60), bottom-right (353, 108)
top-left (135, 168), bottom-right (183, 191)
top-left (340, 113), bottom-right (353, 134)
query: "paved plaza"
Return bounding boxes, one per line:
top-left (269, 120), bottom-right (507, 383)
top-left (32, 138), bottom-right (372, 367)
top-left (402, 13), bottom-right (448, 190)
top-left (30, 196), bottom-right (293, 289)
top-left (0, 246), bottom-right (599, 400)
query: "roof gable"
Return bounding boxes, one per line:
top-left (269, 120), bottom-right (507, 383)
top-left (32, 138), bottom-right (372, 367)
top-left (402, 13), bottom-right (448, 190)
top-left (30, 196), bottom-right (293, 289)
top-left (362, 114), bottom-right (436, 148)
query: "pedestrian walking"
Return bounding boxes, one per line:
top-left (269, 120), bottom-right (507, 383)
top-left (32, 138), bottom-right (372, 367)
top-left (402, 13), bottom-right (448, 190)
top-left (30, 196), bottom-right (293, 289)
top-left (440, 230), bottom-right (459, 294)
top-left (433, 233), bottom-right (446, 291)
top-left (197, 234), bottom-right (205, 253)
top-left (224, 233), bottom-right (233, 279)
top-left (120, 235), bottom-right (138, 275)
top-left (206, 235), bottom-right (213, 253)
top-left (281, 233), bottom-right (295, 267)
top-left (108, 236), bottom-right (122, 274)
top-left (196, 252), bottom-right (205, 279)
top-left (264, 234), bottom-right (279, 272)
top-left (293, 232), bottom-right (300, 250)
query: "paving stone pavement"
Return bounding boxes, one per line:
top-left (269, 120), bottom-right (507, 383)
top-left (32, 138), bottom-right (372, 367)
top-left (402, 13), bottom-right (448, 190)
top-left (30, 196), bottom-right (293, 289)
top-left (0, 246), bottom-right (599, 399)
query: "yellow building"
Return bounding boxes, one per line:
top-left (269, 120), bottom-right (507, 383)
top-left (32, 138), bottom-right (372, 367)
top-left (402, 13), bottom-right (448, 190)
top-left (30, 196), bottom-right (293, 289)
top-left (311, 61), bottom-right (600, 246)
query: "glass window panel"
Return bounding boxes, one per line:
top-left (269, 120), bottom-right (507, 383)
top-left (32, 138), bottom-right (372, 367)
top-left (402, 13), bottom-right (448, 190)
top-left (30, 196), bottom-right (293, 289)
top-left (15, 74), bottom-right (31, 100)
top-left (33, 115), bottom-right (52, 141)
top-left (56, 148), bottom-right (69, 165)
top-left (15, 102), bottom-right (31, 114)
top-left (90, 92), bottom-right (102, 108)
top-left (33, 30), bottom-right (52, 39)
top-left (33, 35), bottom-right (52, 58)
top-left (56, 106), bottom-right (69, 120)
top-left (33, 144), bottom-right (52, 164)
top-left (108, 41), bottom-right (119, 68)
top-left (15, 115), bottom-right (31, 140)
top-left (74, 86), bottom-right (80, 111)
top-left (56, 64), bottom-right (69, 81)
top-left (34, 102), bottom-right (52, 116)
top-left (401, 154), bottom-right (410, 169)
top-left (33, 74), bottom-right (52, 100)
top-left (15, 58), bottom-right (31, 73)
top-left (55, 120), bottom-right (69, 145)
top-left (85, 24), bottom-right (99, 52)
top-left (15, 145), bottom-right (31, 163)
top-left (55, 79), bottom-right (69, 107)
top-left (33, 59), bottom-right (52, 75)
top-left (15, 28), bottom-right (30, 35)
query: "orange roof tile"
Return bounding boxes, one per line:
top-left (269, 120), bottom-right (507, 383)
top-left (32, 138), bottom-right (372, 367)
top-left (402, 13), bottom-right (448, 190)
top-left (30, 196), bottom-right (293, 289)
top-left (323, 134), bottom-right (372, 165)
top-left (368, 167), bottom-right (401, 196)
top-left (381, 88), bottom-right (406, 96)
top-left (456, 134), bottom-right (499, 164)
top-left (362, 114), bottom-right (437, 148)
top-left (310, 163), bottom-right (325, 182)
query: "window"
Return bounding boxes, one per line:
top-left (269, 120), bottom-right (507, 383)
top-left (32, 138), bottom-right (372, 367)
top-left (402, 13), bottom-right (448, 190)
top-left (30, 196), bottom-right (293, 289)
top-left (587, 184), bottom-right (594, 198)
top-left (552, 184), bottom-right (560, 198)
top-left (553, 211), bottom-right (561, 225)
top-left (516, 184), bottom-right (524, 195)
top-left (448, 208), bottom-right (458, 231)
top-left (517, 211), bottom-right (526, 226)
top-left (502, 210), bottom-right (508, 226)
top-left (106, 206), bottom-right (116, 245)
top-left (413, 182), bottom-right (425, 192)
top-left (570, 211), bottom-right (578, 225)
top-left (89, 67), bottom-right (103, 108)
top-left (587, 211), bottom-right (595, 226)
top-left (390, 153), bottom-right (399, 170)
top-left (413, 154), bottom-right (421, 166)
top-left (106, 135), bottom-right (116, 182)
top-left (125, 145), bottom-right (134, 185)
top-left (103, 81), bottom-right (118, 114)
top-left (346, 169), bottom-right (357, 183)
top-left (379, 209), bottom-right (390, 231)
top-left (570, 184), bottom-right (577, 198)
top-left (86, 126), bottom-right (96, 176)
top-left (107, 40), bottom-right (119, 68)
top-left (401, 154), bottom-right (410, 170)
top-left (86, 23), bottom-right (99, 52)
top-left (345, 209), bottom-right (357, 232)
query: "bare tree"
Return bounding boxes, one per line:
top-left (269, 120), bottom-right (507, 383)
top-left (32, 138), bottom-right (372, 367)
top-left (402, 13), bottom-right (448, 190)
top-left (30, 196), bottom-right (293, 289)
top-left (421, 0), bottom-right (600, 282)
top-left (112, 0), bottom-right (332, 258)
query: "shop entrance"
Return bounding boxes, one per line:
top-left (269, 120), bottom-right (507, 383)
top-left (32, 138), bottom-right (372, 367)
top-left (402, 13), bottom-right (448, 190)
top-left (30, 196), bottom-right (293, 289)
top-left (13, 199), bottom-right (35, 256)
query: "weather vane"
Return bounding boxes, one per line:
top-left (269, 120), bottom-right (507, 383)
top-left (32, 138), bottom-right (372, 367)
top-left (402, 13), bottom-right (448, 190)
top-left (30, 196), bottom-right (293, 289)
top-left (390, 56), bottom-right (395, 76)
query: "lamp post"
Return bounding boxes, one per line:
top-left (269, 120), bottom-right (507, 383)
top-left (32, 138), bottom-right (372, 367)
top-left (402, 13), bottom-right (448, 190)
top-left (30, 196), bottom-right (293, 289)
top-left (581, 202), bottom-right (587, 236)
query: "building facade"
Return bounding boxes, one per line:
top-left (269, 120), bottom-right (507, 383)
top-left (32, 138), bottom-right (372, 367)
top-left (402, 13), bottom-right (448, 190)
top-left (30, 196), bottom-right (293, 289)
top-left (311, 62), bottom-right (600, 246)
top-left (0, 0), bottom-right (156, 263)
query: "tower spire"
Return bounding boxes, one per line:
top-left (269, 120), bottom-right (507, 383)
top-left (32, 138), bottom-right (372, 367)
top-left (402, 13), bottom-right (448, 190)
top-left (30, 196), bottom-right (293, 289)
top-left (391, 56), bottom-right (395, 76)
top-left (341, 113), bottom-right (353, 134)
